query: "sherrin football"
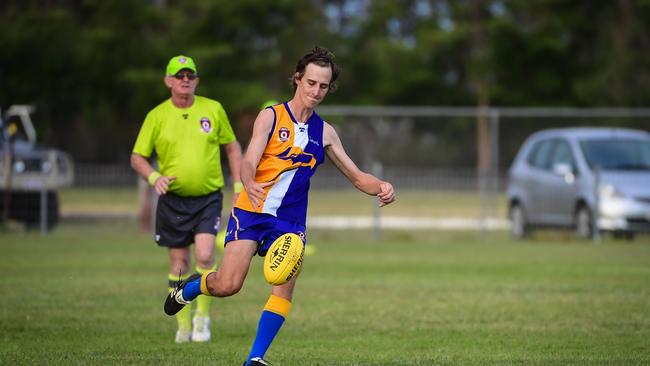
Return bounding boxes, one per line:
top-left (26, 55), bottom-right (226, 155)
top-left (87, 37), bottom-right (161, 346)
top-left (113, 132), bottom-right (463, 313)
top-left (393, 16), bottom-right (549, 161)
top-left (263, 233), bottom-right (305, 286)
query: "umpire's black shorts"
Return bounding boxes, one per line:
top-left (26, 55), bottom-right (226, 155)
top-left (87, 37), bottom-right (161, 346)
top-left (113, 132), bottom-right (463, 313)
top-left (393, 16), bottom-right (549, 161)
top-left (155, 190), bottom-right (223, 248)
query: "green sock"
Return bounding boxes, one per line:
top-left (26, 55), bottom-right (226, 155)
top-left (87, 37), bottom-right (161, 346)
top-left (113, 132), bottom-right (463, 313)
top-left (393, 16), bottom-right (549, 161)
top-left (195, 266), bottom-right (215, 317)
top-left (169, 273), bottom-right (192, 330)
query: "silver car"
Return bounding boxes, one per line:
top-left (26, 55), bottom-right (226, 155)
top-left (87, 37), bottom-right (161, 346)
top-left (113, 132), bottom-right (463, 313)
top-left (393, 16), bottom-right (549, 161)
top-left (507, 127), bottom-right (650, 240)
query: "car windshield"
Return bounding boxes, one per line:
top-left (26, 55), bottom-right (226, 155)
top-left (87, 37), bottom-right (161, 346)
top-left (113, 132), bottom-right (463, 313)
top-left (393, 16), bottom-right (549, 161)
top-left (580, 138), bottom-right (650, 171)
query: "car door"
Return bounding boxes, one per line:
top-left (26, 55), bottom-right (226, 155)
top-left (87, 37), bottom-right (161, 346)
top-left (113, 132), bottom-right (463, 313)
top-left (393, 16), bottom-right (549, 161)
top-left (521, 139), bottom-right (555, 223)
top-left (538, 139), bottom-right (579, 225)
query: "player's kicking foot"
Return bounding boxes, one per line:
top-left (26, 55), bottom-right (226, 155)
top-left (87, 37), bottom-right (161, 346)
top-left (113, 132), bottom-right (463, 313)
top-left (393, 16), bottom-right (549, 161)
top-left (243, 357), bottom-right (271, 366)
top-left (164, 273), bottom-right (201, 316)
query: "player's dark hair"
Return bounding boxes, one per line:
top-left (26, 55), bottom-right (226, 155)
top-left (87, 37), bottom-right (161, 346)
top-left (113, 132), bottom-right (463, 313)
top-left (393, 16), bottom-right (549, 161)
top-left (291, 46), bottom-right (340, 92)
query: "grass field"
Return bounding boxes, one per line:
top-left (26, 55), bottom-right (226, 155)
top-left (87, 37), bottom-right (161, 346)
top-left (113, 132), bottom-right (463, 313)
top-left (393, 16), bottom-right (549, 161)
top-left (1, 222), bottom-right (648, 365)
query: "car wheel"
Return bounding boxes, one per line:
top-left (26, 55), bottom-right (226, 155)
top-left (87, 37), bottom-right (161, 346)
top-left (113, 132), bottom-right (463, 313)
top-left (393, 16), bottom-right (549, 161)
top-left (575, 206), bottom-right (593, 239)
top-left (510, 203), bottom-right (529, 240)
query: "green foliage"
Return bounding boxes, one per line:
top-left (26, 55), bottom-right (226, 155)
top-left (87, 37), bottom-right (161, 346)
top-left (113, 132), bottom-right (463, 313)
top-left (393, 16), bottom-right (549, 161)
top-left (1, 0), bottom-right (650, 162)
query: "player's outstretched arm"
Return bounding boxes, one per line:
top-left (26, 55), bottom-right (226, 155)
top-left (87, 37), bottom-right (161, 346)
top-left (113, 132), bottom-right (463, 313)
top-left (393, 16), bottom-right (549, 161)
top-left (323, 122), bottom-right (395, 207)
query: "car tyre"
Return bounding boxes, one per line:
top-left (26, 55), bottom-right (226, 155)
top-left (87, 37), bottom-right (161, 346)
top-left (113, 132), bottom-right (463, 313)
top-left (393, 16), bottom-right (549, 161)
top-left (575, 205), bottom-right (593, 239)
top-left (510, 203), bottom-right (530, 240)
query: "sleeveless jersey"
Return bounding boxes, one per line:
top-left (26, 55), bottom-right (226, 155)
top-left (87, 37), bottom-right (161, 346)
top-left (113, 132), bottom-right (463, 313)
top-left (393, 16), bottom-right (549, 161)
top-left (235, 102), bottom-right (325, 225)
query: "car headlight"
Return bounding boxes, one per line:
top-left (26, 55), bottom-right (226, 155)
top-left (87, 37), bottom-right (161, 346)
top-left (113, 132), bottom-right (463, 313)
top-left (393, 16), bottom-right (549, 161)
top-left (13, 160), bottom-right (25, 173)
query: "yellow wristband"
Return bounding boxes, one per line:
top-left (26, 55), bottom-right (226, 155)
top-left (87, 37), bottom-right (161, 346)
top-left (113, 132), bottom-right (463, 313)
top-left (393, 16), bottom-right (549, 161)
top-left (233, 181), bottom-right (243, 194)
top-left (147, 171), bottom-right (162, 186)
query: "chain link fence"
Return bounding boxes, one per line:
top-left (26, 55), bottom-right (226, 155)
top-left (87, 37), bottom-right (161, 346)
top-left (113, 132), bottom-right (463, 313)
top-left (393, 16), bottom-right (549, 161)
top-left (5, 106), bottom-right (650, 241)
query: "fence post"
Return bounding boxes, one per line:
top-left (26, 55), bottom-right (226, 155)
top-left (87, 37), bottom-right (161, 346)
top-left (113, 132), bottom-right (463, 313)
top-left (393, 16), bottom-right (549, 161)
top-left (40, 183), bottom-right (48, 235)
top-left (490, 109), bottom-right (500, 237)
top-left (479, 108), bottom-right (500, 239)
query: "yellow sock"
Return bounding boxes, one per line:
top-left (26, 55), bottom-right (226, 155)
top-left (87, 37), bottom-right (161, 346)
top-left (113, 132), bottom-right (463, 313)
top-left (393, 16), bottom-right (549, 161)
top-left (195, 265), bottom-right (216, 318)
top-left (168, 273), bottom-right (192, 330)
top-left (264, 294), bottom-right (292, 317)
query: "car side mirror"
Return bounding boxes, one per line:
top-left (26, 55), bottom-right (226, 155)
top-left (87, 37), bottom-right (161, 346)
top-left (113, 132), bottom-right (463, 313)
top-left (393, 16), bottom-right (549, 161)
top-left (553, 162), bottom-right (575, 184)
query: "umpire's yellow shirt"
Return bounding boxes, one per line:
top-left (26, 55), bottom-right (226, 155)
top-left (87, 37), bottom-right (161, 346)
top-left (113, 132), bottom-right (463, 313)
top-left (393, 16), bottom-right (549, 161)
top-left (132, 96), bottom-right (236, 197)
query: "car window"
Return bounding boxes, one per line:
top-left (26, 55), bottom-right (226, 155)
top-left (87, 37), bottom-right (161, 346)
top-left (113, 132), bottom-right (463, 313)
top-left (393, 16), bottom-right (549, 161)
top-left (549, 140), bottom-right (575, 169)
top-left (580, 138), bottom-right (650, 170)
top-left (526, 139), bottom-right (555, 170)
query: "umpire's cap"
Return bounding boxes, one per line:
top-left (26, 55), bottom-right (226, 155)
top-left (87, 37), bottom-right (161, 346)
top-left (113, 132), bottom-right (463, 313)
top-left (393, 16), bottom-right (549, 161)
top-left (166, 55), bottom-right (197, 75)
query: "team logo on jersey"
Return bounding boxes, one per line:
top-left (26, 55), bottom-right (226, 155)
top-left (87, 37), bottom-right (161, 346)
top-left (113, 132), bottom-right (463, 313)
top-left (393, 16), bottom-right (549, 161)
top-left (278, 127), bottom-right (290, 142)
top-left (200, 117), bottom-right (212, 133)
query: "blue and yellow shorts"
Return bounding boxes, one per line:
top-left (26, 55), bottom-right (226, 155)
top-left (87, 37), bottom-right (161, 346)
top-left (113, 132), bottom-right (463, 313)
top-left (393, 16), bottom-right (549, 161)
top-left (224, 207), bottom-right (306, 256)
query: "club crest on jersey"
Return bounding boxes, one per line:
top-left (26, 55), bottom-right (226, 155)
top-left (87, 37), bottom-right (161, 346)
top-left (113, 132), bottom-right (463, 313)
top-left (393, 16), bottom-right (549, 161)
top-left (200, 117), bottom-right (212, 133)
top-left (278, 127), bottom-right (290, 142)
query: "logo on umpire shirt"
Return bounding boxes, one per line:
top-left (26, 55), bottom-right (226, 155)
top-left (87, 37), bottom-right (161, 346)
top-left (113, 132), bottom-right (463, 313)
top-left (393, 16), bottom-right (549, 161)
top-left (278, 127), bottom-right (290, 142)
top-left (200, 117), bottom-right (212, 133)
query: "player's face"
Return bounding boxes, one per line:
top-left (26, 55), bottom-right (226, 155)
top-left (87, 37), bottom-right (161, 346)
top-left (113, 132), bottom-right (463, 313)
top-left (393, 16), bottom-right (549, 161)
top-left (295, 63), bottom-right (332, 109)
top-left (165, 69), bottom-right (199, 96)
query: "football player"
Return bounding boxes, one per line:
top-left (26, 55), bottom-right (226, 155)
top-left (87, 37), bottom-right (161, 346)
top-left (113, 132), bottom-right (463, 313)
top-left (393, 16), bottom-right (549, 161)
top-left (164, 46), bottom-right (395, 365)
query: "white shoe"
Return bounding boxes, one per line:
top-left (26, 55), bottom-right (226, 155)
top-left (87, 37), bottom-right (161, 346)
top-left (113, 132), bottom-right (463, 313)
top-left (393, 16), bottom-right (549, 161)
top-left (175, 328), bottom-right (191, 343)
top-left (191, 316), bottom-right (211, 342)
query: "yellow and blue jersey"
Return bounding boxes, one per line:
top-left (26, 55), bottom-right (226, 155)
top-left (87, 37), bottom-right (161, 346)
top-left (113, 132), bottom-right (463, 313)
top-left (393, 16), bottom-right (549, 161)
top-left (235, 102), bottom-right (325, 225)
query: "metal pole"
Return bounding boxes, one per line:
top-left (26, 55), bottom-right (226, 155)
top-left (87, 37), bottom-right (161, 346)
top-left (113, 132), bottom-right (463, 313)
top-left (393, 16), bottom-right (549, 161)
top-left (477, 108), bottom-right (492, 240)
top-left (489, 110), bottom-right (500, 237)
top-left (40, 185), bottom-right (48, 235)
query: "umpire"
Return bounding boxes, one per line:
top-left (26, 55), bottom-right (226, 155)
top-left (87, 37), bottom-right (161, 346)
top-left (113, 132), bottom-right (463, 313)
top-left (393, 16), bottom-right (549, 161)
top-left (131, 55), bottom-right (242, 343)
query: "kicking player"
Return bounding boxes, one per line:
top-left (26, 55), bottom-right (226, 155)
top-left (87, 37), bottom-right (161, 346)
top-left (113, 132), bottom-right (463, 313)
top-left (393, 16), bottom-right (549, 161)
top-left (164, 46), bottom-right (395, 365)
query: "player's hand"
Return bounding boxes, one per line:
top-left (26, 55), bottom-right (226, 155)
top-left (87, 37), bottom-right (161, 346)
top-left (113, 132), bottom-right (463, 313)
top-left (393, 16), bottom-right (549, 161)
top-left (154, 176), bottom-right (176, 195)
top-left (377, 181), bottom-right (395, 207)
top-left (245, 180), bottom-right (274, 209)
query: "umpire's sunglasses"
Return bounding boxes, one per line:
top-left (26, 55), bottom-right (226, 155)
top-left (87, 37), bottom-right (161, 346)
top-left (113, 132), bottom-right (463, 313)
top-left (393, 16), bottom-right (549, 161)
top-left (173, 71), bottom-right (198, 80)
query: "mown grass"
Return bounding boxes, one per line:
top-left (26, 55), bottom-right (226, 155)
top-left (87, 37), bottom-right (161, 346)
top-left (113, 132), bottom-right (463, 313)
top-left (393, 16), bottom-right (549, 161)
top-left (0, 223), bottom-right (648, 365)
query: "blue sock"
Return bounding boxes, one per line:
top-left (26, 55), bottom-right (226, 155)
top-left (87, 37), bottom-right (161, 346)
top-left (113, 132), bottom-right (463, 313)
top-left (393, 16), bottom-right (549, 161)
top-left (246, 311), bottom-right (285, 363)
top-left (181, 278), bottom-right (202, 301)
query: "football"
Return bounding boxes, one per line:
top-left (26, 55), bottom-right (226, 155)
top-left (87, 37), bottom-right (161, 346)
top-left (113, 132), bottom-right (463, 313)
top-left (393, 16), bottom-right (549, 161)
top-left (263, 233), bottom-right (305, 286)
